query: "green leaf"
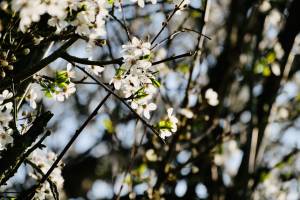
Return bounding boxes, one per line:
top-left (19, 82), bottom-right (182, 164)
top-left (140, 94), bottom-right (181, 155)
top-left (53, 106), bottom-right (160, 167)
top-left (150, 78), bottom-right (161, 88)
top-left (135, 92), bottom-right (148, 99)
top-left (254, 62), bottom-right (264, 74)
top-left (134, 87), bottom-right (149, 99)
top-left (177, 64), bottom-right (189, 74)
top-left (255, 60), bottom-right (271, 76)
top-left (137, 164), bottom-right (147, 174)
top-left (260, 171), bottom-right (271, 182)
top-left (103, 118), bottom-right (114, 133)
top-left (116, 67), bottom-right (126, 77)
top-left (191, 11), bottom-right (201, 18)
top-left (44, 91), bottom-right (53, 98)
top-left (107, 0), bottom-right (114, 4)
top-left (262, 66), bottom-right (271, 77)
top-left (124, 174), bottom-right (132, 184)
top-left (57, 82), bottom-right (67, 88)
top-left (55, 71), bottom-right (68, 83)
top-left (266, 52), bottom-right (276, 64)
top-left (40, 81), bottom-right (48, 89)
top-left (157, 120), bottom-right (173, 130)
top-left (141, 54), bottom-right (151, 60)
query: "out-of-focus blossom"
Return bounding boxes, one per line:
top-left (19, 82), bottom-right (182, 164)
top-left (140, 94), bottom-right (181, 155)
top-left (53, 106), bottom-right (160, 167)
top-left (205, 88), bottom-right (219, 106)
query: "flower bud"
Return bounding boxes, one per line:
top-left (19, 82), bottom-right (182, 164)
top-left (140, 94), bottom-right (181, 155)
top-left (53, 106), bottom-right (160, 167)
top-left (1, 51), bottom-right (7, 58)
top-left (0, 71), bottom-right (5, 78)
top-left (11, 55), bottom-right (17, 62)
top-left (0, 1), bottom-right (8, 11)
top-left (0, 60), bottom-right (8, 67)
top-left (23, 48), bottom-right (30, 55)
top-left (7, 65), bottom-right (13, 70)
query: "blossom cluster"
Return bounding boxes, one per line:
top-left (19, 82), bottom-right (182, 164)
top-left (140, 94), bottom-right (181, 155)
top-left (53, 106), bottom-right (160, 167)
top-left (0, 90), bottom-right (13, 151)
top-left (11, 0), bottom-right (109, 41)
top-left (205, 88), bottom-right (219, 106)
top-left (157, 108), bottom-right (178, 139)
top-left (132, 0), bottom-right (157, 8)
top-left (10, 0), bottom-right (190, 40)
top-left (133, 0), bottom-right (190, 8)
top-left (37, 64), bottom-right (76, 102)
top-left (0, 52), bottom-right (15, 78)
top-left (110, 37), bottom-right (179, 139)
top-left (0, 0), bottom-right (188, 198)
top-left (111, 37), bottom-right (158, 120)
top-left (29, 149), bottom-right (64, 199)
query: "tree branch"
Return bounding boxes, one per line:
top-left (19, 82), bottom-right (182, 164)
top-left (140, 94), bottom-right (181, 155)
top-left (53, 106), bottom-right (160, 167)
top-left (0, 37), bottom-right (77, 90)
top-left (0, 112), bottom-right (53, 185)
top-left (20, 93), bottom-right (111, 200)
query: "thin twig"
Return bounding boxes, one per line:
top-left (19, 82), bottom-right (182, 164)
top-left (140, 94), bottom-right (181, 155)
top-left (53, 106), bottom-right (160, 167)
top-left (62, 51), bottom-right (195, 68)
top-left (150, 0), bottom-right (185, 45)
top-left (115, 125), bottom-right (147, 200)
top-left (21, 93), bottom-right (111, 200)
top-left (152, 51), bottom-right (196, 66)
top-left (109, 13), bottom-right (131, 41)
top-left (11, 78), bottom-right (18, 131)
top-left (61, 52), bottom-right (123, 66)
top-left (182, 0), bottom-right (210, 107)
top-left (151, 28), bottom-right (211, 50)
top-left (72, 64), bottom-right (165, 144)
top-left (0, 37), bottom-right (78, 90)
top-left (25, 159), bottom-right (59, 200)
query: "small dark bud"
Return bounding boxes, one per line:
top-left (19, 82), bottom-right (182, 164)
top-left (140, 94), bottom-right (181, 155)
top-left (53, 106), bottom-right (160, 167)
top-left (0, 60), bottom-right (8, 67)
top-left (11, 55), bottom-right (17, 62)
top-left (23, 48), bottom-right (30, 55)
top-left (1, 51), bottom-right (7, 58)
top-left (0, 71), bottom-right (6, 78)
top-left (7, 65), bottom-right (14, 70)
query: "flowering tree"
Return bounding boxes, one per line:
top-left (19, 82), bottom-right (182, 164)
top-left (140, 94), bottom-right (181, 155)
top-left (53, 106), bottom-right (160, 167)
top-left (1, 0), bottom-right (300, 199)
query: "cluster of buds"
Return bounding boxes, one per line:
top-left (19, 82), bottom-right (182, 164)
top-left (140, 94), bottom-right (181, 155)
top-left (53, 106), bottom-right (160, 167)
top-left (0, 51), bottom-right (16, 78)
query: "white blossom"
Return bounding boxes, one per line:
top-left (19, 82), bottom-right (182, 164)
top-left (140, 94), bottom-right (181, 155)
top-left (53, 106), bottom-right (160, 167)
top-left (173, 0), bottom-right (190, 14)
top-left (131, 0), bottom-right (157, 8)
top-left (120, 75), bottom-right (141, 98)
top-left (110, 76), bottom-right (123, 90)
top-left (12, 0), bottom-right (47, 32)
top-left (46, 0), bottom-right (68, 19)
top-left (66, 63), bottom-right (76, 79)
top-left (47, 17), bottom-right (68, 33)
top-left (29, 149), bottom-right (64, 199)
top-left (178, 108), bottom-right (194, 119)
top-left (132, 101), bottom-right (157, 119)
top-left (122, 37), bottom-right (151, 61)
top-left (0, 112), bottom-right (13, 128)
top-left (145, 149), bottom-right (158, 161)
top-left (173, 0), bottom-right (190, 9)
top-left (214, 140), bottom-right (243, 177)
top-left (167, 108), bottom-right (179, 132)
top-left (86, 65), bottom-right (104, 77)
top-left (54, 82), bottom-right (76, 102)
top-left (0, 90), bottom-right (13, 104)
top-left (71, 1), bottom-right (108, 40)
top-left (0, 90), bottom-right (13, 128)
top-left (111, 36), bottom-right (159, 119)
top-left (12, 0), bottom-right (109, 40)
top-left (160, 129), bottom-right (173, 140)
top-left (205, 88), bottom-right (219, 106)
top-left (159, 108), bottom-right (178, 139)
top-left (0, 128), bottom-right (13, 150)
top-left (26, 89), bottom-right (38, 109)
